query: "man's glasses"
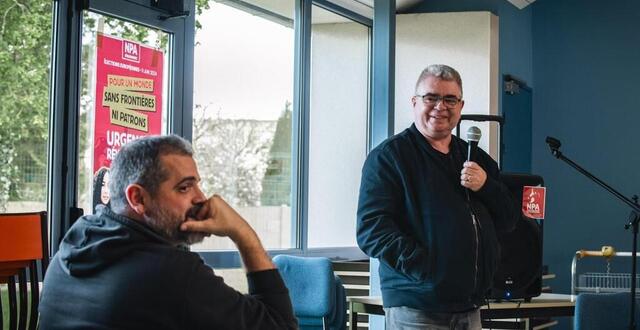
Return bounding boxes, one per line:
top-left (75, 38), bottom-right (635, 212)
top-left (415, 94), bottom-right (462, 107)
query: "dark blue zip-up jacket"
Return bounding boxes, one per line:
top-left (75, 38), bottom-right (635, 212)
top-left (357, 125), bottom-right (518, 312)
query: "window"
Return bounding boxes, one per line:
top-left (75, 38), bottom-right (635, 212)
top-left (49, 0), bottom-right (192, 251)
top-left (307, 5), bottom-right (369, 247)
top-left (47, 0), bottom-right (372, 265)
top-left (191, 1), bottom-right (295, 251)
top-left (191, 1), bottom-right (371, 256)
top-left (0, 1), bottom-right (52, 213)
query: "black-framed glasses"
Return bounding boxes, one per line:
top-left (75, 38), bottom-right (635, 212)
top-left (415, 94), bottom-right (462, 107)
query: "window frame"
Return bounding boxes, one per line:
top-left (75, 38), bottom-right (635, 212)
top-left (195, 0), bottom-right (372, 268)
top-left (48, 0), bottom-right (373, 266)
top-left (48, 0), bottom-right (194, 253)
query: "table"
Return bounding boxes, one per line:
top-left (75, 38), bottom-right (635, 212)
top-left (348, 293), bottom-right (576, 330)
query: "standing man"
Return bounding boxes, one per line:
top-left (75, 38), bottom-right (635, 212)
top-left (356, 64), bottom-right (518, 329)
top-left (40, 135), bottom-right (297, 329)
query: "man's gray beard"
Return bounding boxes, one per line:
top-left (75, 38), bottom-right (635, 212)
top-left (143, 202), bottom-right (206, 246)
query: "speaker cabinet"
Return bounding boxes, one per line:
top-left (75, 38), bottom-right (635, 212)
top-left (488, 173), bottom-right (544, 301)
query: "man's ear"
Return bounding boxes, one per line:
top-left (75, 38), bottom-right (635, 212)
top-left (125, 184), bottom-right (148, 215)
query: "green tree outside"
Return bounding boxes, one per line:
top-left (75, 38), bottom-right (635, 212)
top-left (260, 101), bottom-right (292, 206)
top-left (0, 1), bottom-right (52, 212)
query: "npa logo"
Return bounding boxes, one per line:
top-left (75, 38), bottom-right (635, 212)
top-left (522, 186), bottom-right (546, 219)
top-left (122, 40), bottom-right (140, 63)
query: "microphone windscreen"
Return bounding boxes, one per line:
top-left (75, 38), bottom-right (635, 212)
top-left (466, 126), bottom-right (482, 143)
top-left (545, 136), bottom-right (561, 149)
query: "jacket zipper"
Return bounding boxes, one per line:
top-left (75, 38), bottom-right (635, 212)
top-left (470, 211), bottom-right (480, 293)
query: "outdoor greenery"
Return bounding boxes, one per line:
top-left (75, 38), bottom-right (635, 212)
top-left (2, 285), bottom-right (9, 328)
top-left (193, 105), bottom-right (275, 206)
top-left (0, 1), bottom-right (52, 212)
top-left (1, 284), bottom-right (34, 329)
top-left (192, 101), bottom-right (292, 207)
top-left (261, 102), bottom-right (292, 206)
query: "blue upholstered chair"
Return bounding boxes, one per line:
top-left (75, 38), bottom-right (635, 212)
top-left (574, 292), bottom-right (640, 330)
top-left (273, 255), bottom-right (346, 330)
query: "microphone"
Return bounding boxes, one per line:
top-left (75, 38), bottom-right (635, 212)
top-left (545, 136), bottom-right (562, 158)
top-left (466, 126), bottom-right (482, 162)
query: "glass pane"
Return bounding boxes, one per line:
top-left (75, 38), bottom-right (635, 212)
top-left (191, 1), bottom-right (295, 251)
top-left (77, 11), bottom-right (171, 215)
top-left (216, 268), bottom-right (248, 293)
top-left (307, 6), bottom-right (369, 247)
top-left (0, 2), bottom-right (52, 213)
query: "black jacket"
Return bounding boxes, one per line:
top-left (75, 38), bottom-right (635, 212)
top-left (39, 206), bottom-right (297, 329)
top-left (357, 125), bottom-right (518, 312)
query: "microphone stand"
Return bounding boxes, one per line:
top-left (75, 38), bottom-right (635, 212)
top-left (546, 137), bottom-right (640, 330)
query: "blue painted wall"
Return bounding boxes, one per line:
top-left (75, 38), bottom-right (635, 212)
top-left (532, 0), bottom-right (640, 293)
top-left (368, 1), bottom-right (639, 328)
top-left (531, 1), bottom-right (640, 327)
top-left (406, 1), bottom-right (640, 328)
top-left (412, 0), bottom-right (640, 296)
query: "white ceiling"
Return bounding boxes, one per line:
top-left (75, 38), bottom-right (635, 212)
top-left (319, 0), bottom-right (536, 20)
top-left (214, 0), bottom-right (423, 25)
top-left (326, 0), bottom-right (423, 17)
top-left (213, 0), bottom-right (535, 27)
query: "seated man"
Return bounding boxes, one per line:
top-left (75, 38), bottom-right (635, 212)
top-left (40, 135), bottom-right (297, 329)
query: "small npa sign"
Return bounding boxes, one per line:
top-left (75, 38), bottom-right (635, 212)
top-left (522, 186), bottom-right (546, 219)
top-left (122, 40), bottom-right (140, 63)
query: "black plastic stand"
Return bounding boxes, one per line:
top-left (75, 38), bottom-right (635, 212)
top-left (546, 136), bottom-right (640, 330)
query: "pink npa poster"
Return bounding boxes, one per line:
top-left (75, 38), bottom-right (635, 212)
top-left (93, 33), bottom-right (164, 174)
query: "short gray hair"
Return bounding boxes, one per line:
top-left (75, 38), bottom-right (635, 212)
top-left (109, 134), bottom-right (193, 212)
top-left (415, 64), bottom-right (463, 96)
